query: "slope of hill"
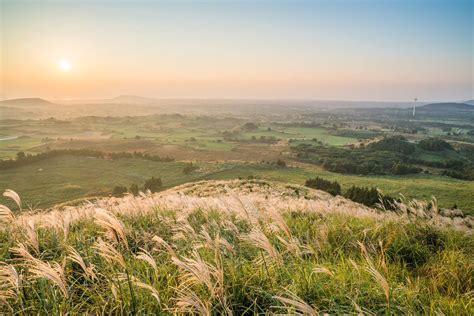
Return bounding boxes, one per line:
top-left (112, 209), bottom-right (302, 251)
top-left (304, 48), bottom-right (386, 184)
top-left (418, 102), bottom-right (474, 111)
top-left (0, 97), bottom-right (56, 107)
top-left (0, 180), bottom-right (472, 314)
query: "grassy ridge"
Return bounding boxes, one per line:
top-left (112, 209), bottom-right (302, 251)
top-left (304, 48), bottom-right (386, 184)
top-left (0, 185), bottom-right (472, 314)
top-left (203, 163), bottom-right (474, 214)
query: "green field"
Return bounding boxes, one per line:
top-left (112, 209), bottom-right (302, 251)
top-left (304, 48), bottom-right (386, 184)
top-left (242, 127), bottom-right (359, 146)
top-left (282, 127), bottom-right (358, 146)
top-left (1, 155), bottom-right (472, 214)
top-left (0, 156), bottom-right (223, 208)
top-left (0, 118), bottom-right (361, 160)
top-left (0, 136), bottom-right (44, 159)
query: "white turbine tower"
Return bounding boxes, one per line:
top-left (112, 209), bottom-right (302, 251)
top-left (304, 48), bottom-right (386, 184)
top-left (412, 97), bottom-right (418, 117)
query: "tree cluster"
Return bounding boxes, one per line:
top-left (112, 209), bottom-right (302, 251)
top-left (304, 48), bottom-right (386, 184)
top-left (418, 138), bottom-right (453, 151)
top-left (112, 176), bottom-right (163, 197)
top-left (305, 177), bottom-right (341, 196)
top-left (366, 136), bottom-right (415, 154)
top-left (343, 185), bottom-right (396, 209)
top-left (183, 162), bottom-right (199, 174)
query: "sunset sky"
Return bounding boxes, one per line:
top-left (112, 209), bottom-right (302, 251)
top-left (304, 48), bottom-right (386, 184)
top-left (1, 0), bottom-right (472, 101)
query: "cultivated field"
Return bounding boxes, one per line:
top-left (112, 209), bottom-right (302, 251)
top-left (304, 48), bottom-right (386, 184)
top-left (1, 155), bottom-right (473, 214)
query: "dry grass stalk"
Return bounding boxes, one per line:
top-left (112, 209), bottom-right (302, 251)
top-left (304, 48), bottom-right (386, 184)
top-left (273, 290), bottom-right (318, 315)
top-left (312, 265), bottom-right (334, 277)
top-left (23, 221), bottom-right (40, 255)
top-left (67, 246), bottom-right (97, 280)
top-left (94, 208), bottom-right (129, 249)
top-left (0, 263), bottom-right (22, 302)
top-left (28, 260), bottom-right (69, 298)
top-left (358, 241), bottom-right (390, 306)
top-left (42, 212), bottom-right (71, 241)
top-left (242, 228), bottom-right (281, 265)
top-left (94, 238), bottom-right (126, 268)
top-left (366, 264), bottom-right (390, 306)
top-left (196, 228), bottom-right (234, 254)
top-left (11, 243), bottom-right (68, 298)
top-left (172, 251), bottom-right (215, 293)
top-left (10, 243), bottom-right (36, 262)
top-left (174, 287), bottom-right (211, 316)
top-left (0, 205), bottom-right (16, 227)
top-left (276, 235), bottom-right (313, 258)
top-left (3, 190), bottom-right (21, 211)
top-left (152, 235), bottom-right (177, 258)
top-left (267, 208), bottom-right (292, 239)
top-left (172, 219), bottom-right (197, 242)
top-left (117, 273), bottom-right (160, 304)
top-left (135, 248), bottom-right (158, 272)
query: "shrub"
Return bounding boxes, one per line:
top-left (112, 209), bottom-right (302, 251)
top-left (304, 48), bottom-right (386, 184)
top-left (143, 176), bottom-right (162, 193)
top-left (16, 151), bottom-right (26, 160)
top-left (418, 138), bottom-right (453, 151)
top-left (391, 163), bottom-right (422, 175)
top-left (129, 184), bottom-right (139, 196)
top-left (183, 163), bottom-right (199, 174)
top-left (240, 122), bottom-right (259, 131)
top-left (343, 185), bottom-right (396, 209)
top-left (305, 177), bottom-right (341, 196)
top-left (112, 185), bottom-right (128, 197)
top-left (367, 136), bottom-right (416, 154)
top-left (274, 159), bottom-right (286, 167)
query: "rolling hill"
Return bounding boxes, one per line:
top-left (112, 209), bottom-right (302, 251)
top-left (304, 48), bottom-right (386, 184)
top-left (0, 97), bottom-right (57, 107)
top-left (417, 102), bottom-right (474, 112)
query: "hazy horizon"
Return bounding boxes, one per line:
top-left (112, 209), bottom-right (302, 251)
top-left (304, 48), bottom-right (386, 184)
top-left (1, 0), bottom-right (472, 102)
top-left (2, 94), bottom-right (470, 105)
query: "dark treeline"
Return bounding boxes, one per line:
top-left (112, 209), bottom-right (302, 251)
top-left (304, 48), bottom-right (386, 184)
top-left (223, 135), bottom-right (280, 144)
top-left (0, 149), bottom-right (174, 170)
top-left (272, 121), bottom-right (322, 128)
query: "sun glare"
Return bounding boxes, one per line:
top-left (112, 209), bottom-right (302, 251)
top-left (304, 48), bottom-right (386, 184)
top-left (58, 59), bottom-right (72, 72)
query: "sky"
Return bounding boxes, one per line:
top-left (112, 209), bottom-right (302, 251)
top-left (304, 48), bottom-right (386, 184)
top-left (0, 0), bottom-right (472, 101)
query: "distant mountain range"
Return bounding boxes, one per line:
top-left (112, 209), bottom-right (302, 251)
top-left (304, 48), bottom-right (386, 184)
top-left (54, 95), bottom-right (160, 105)
top-left (2, 97), bottom-right (473, 112)
top-left (417, 102), bottom-right (474, 111)
top-left (50, 96), bottom-right (426, 108)
top-left (0, 98), bottom-right (57, 107)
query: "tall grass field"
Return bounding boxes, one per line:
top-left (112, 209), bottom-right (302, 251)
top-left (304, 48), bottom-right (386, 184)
top-left (0, 180), bottom-right (472, 314)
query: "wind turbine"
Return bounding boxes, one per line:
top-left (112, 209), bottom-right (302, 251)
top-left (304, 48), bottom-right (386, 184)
top-left (412, 97), bottom-right (418, 117)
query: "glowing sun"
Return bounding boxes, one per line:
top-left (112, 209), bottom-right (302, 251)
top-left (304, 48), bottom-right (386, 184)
top-left (58, 59), bottom-right (72, 72)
